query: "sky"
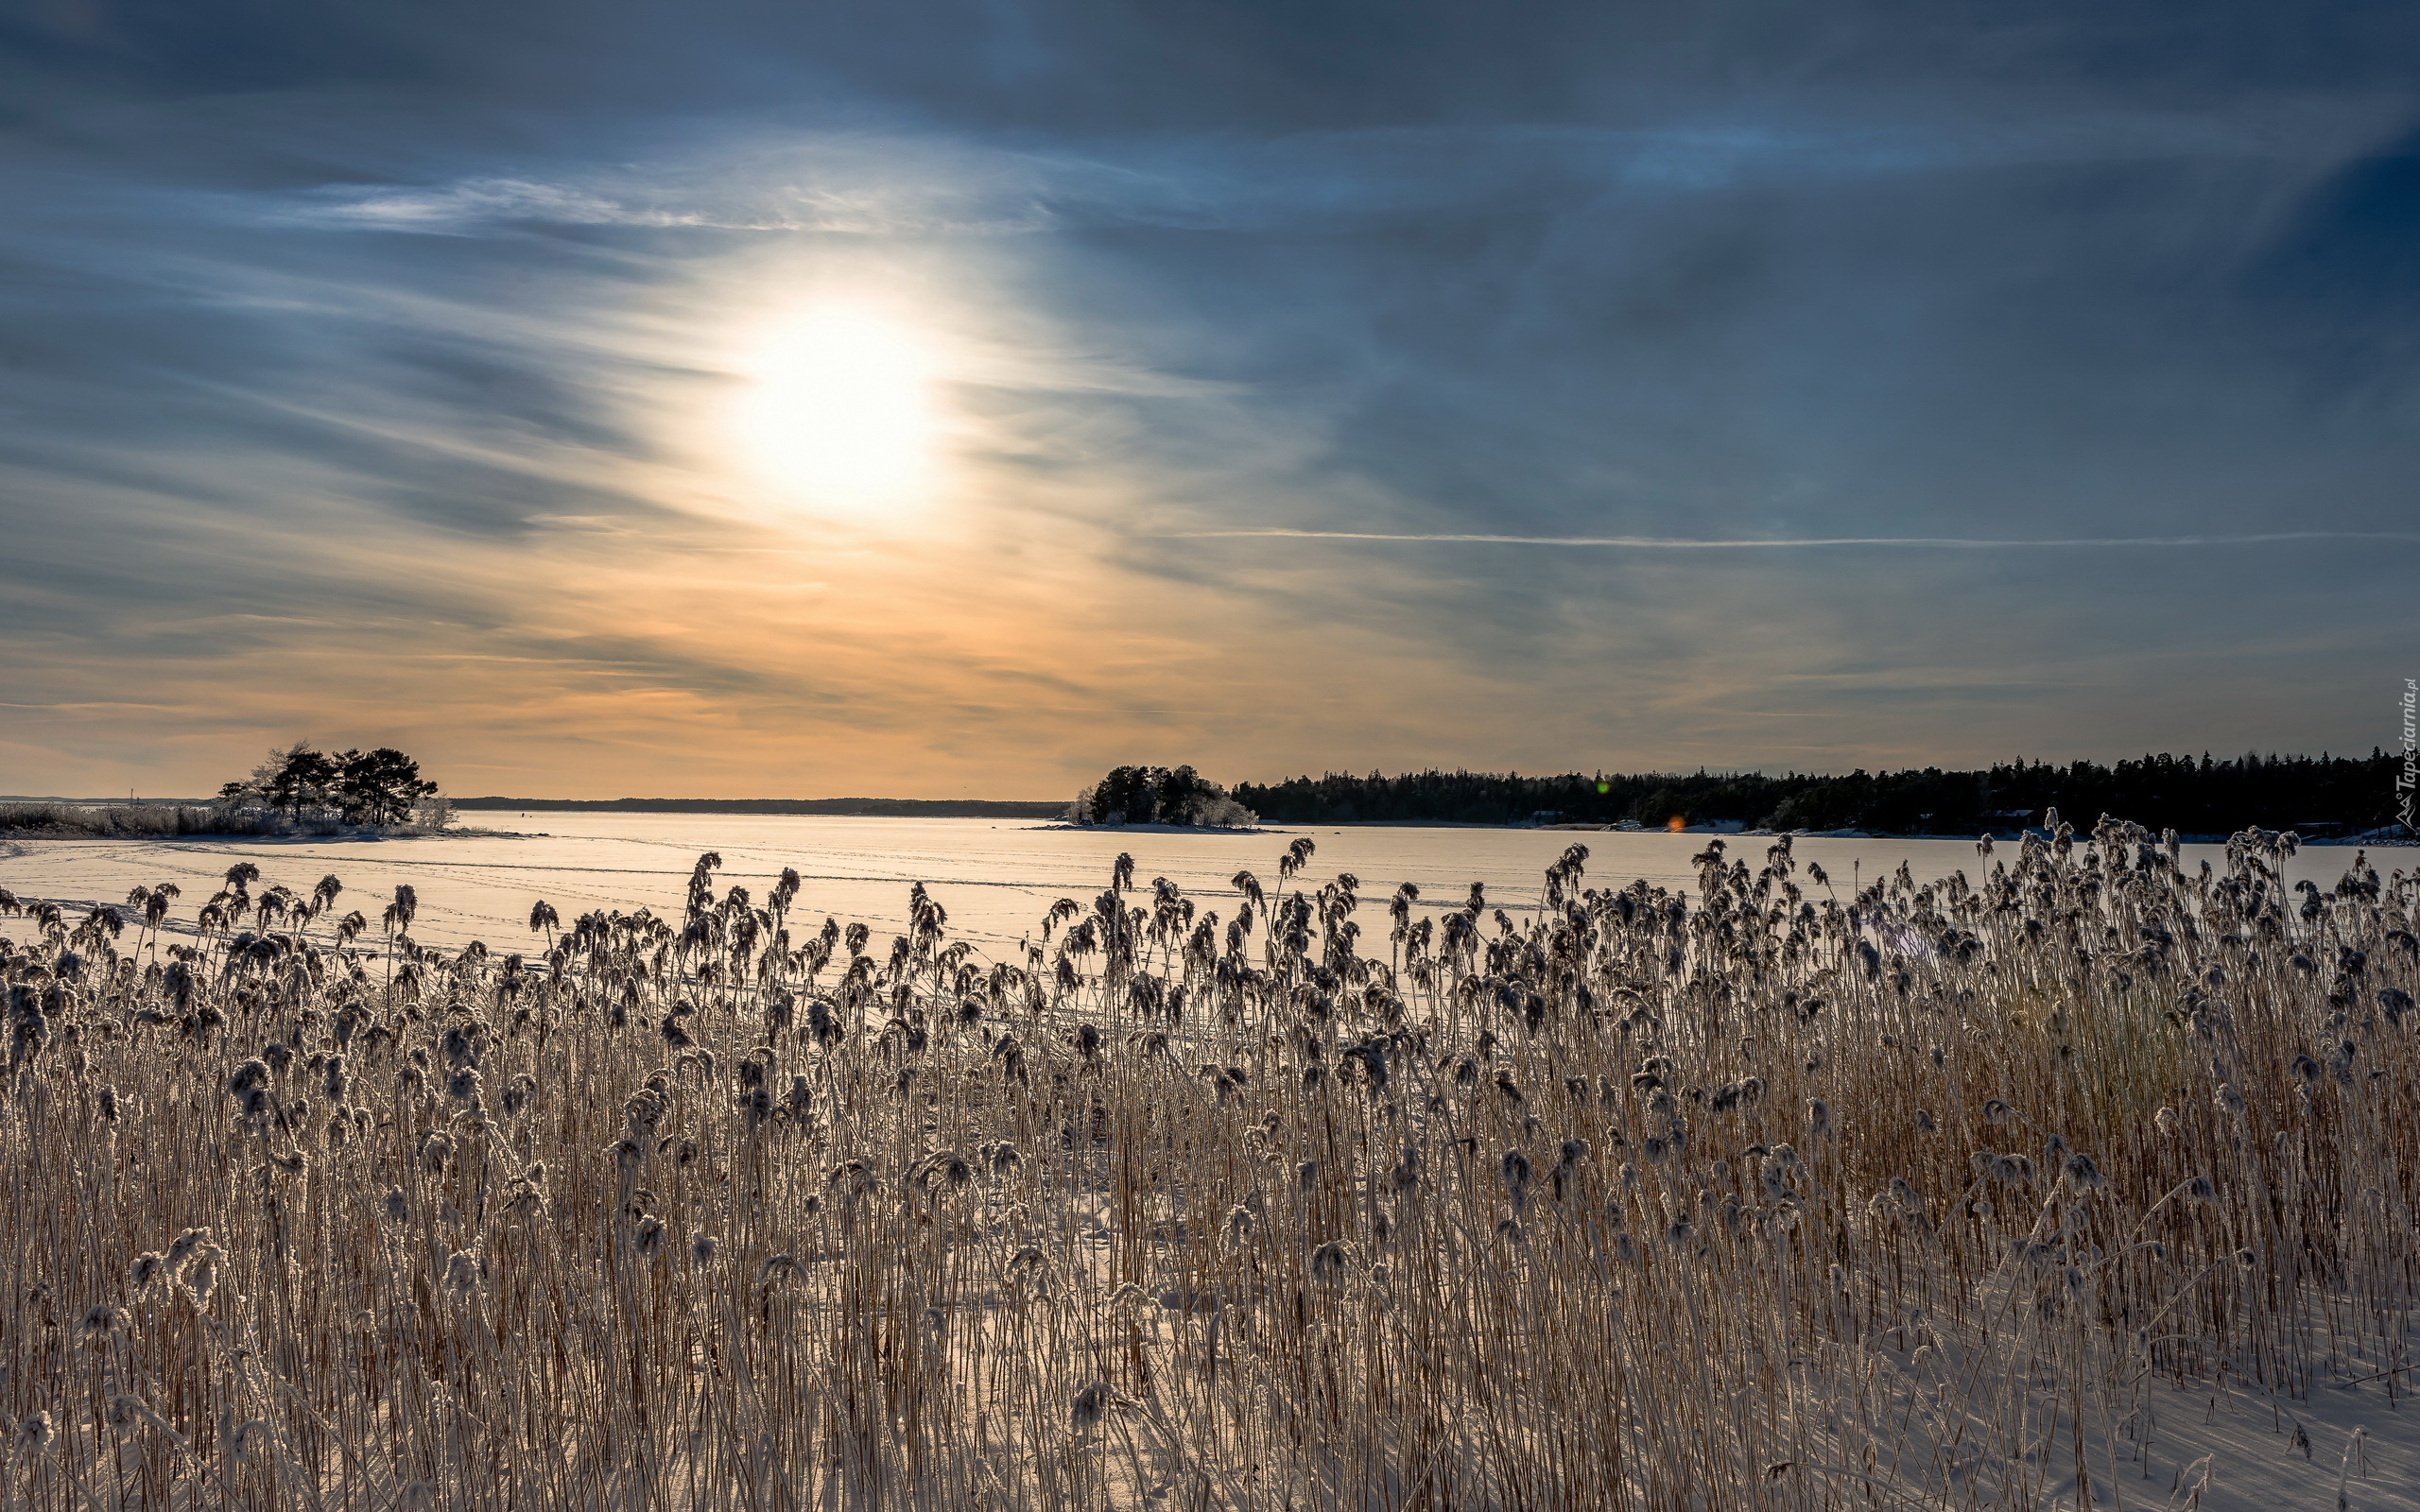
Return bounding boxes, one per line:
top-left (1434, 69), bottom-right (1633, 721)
top-left (2, 1), bottom-right (2416, 800)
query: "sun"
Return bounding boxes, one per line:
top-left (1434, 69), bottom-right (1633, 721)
top-left (736, 303), bottom-right (937, 512)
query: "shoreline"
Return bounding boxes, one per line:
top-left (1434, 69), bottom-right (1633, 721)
top-left (8, 816), bottom-right (2408, 846)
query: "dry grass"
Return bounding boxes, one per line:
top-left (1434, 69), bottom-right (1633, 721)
top-left (0, 822), bottom-right (2411, 1508)
top-left (0, 805), bottom-right (300, 839)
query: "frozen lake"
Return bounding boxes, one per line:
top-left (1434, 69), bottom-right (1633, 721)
top-left (0, 813), bottom-right (2392, 958)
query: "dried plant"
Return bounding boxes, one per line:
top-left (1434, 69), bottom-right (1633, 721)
top-left (0, 820), bottom-right (2411, 1508)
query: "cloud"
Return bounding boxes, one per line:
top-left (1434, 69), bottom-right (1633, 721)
top-left (246, 100), bottom-right (2397, 240)
top-left (1162, 530), bottom-right (2420, 549)
top-left (2, 4), bottom-right (2418, 798)
top-left (268, 154), bottom-right (1059, 237)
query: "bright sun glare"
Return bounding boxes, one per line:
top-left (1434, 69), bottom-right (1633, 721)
top-left (738, 305), bottom-right (937, 512)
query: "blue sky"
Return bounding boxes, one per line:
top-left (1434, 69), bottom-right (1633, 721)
top-left (3, 1), bottom-right (2416, 798)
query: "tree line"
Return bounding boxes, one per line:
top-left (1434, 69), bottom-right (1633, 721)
top-left (1229, 750), bottom-right (2409, 834)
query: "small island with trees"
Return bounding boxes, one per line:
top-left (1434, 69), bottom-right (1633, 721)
top-left (0, 741), bottom-right (453, 837)
top-left (213, 741), bottom-right (444, 826)
top-left (1064, 765), bottom-right (1258, 828)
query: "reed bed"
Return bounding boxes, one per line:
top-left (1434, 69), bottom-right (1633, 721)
top-left (0, 805), bottom-right (301, 839)
top-left (0, 820), bottom-right (2411, 1508)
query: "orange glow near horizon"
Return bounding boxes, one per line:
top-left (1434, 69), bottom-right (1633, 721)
top-left (1666, 815), bottom-right (1686, 833)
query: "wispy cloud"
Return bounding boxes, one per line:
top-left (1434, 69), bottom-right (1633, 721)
top-left (251, 102), bottom-right (2399, 240)
top-left (272, 169), bottom-right (1054, 237)
top-left (1166, 529), bottom-right (2420, 549)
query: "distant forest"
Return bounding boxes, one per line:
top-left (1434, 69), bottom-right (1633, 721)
top-left (452, 798), bottom-right (1065, 818)
top-left (1231, 751), bottom-right (2409, 836)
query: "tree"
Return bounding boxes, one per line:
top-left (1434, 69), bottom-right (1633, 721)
top-left (217, 742), bottom-right (339, 819)
top-left (216, 743), bottom-right (440, 825)
top-left (333, 747), bottom-right (440, 824)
